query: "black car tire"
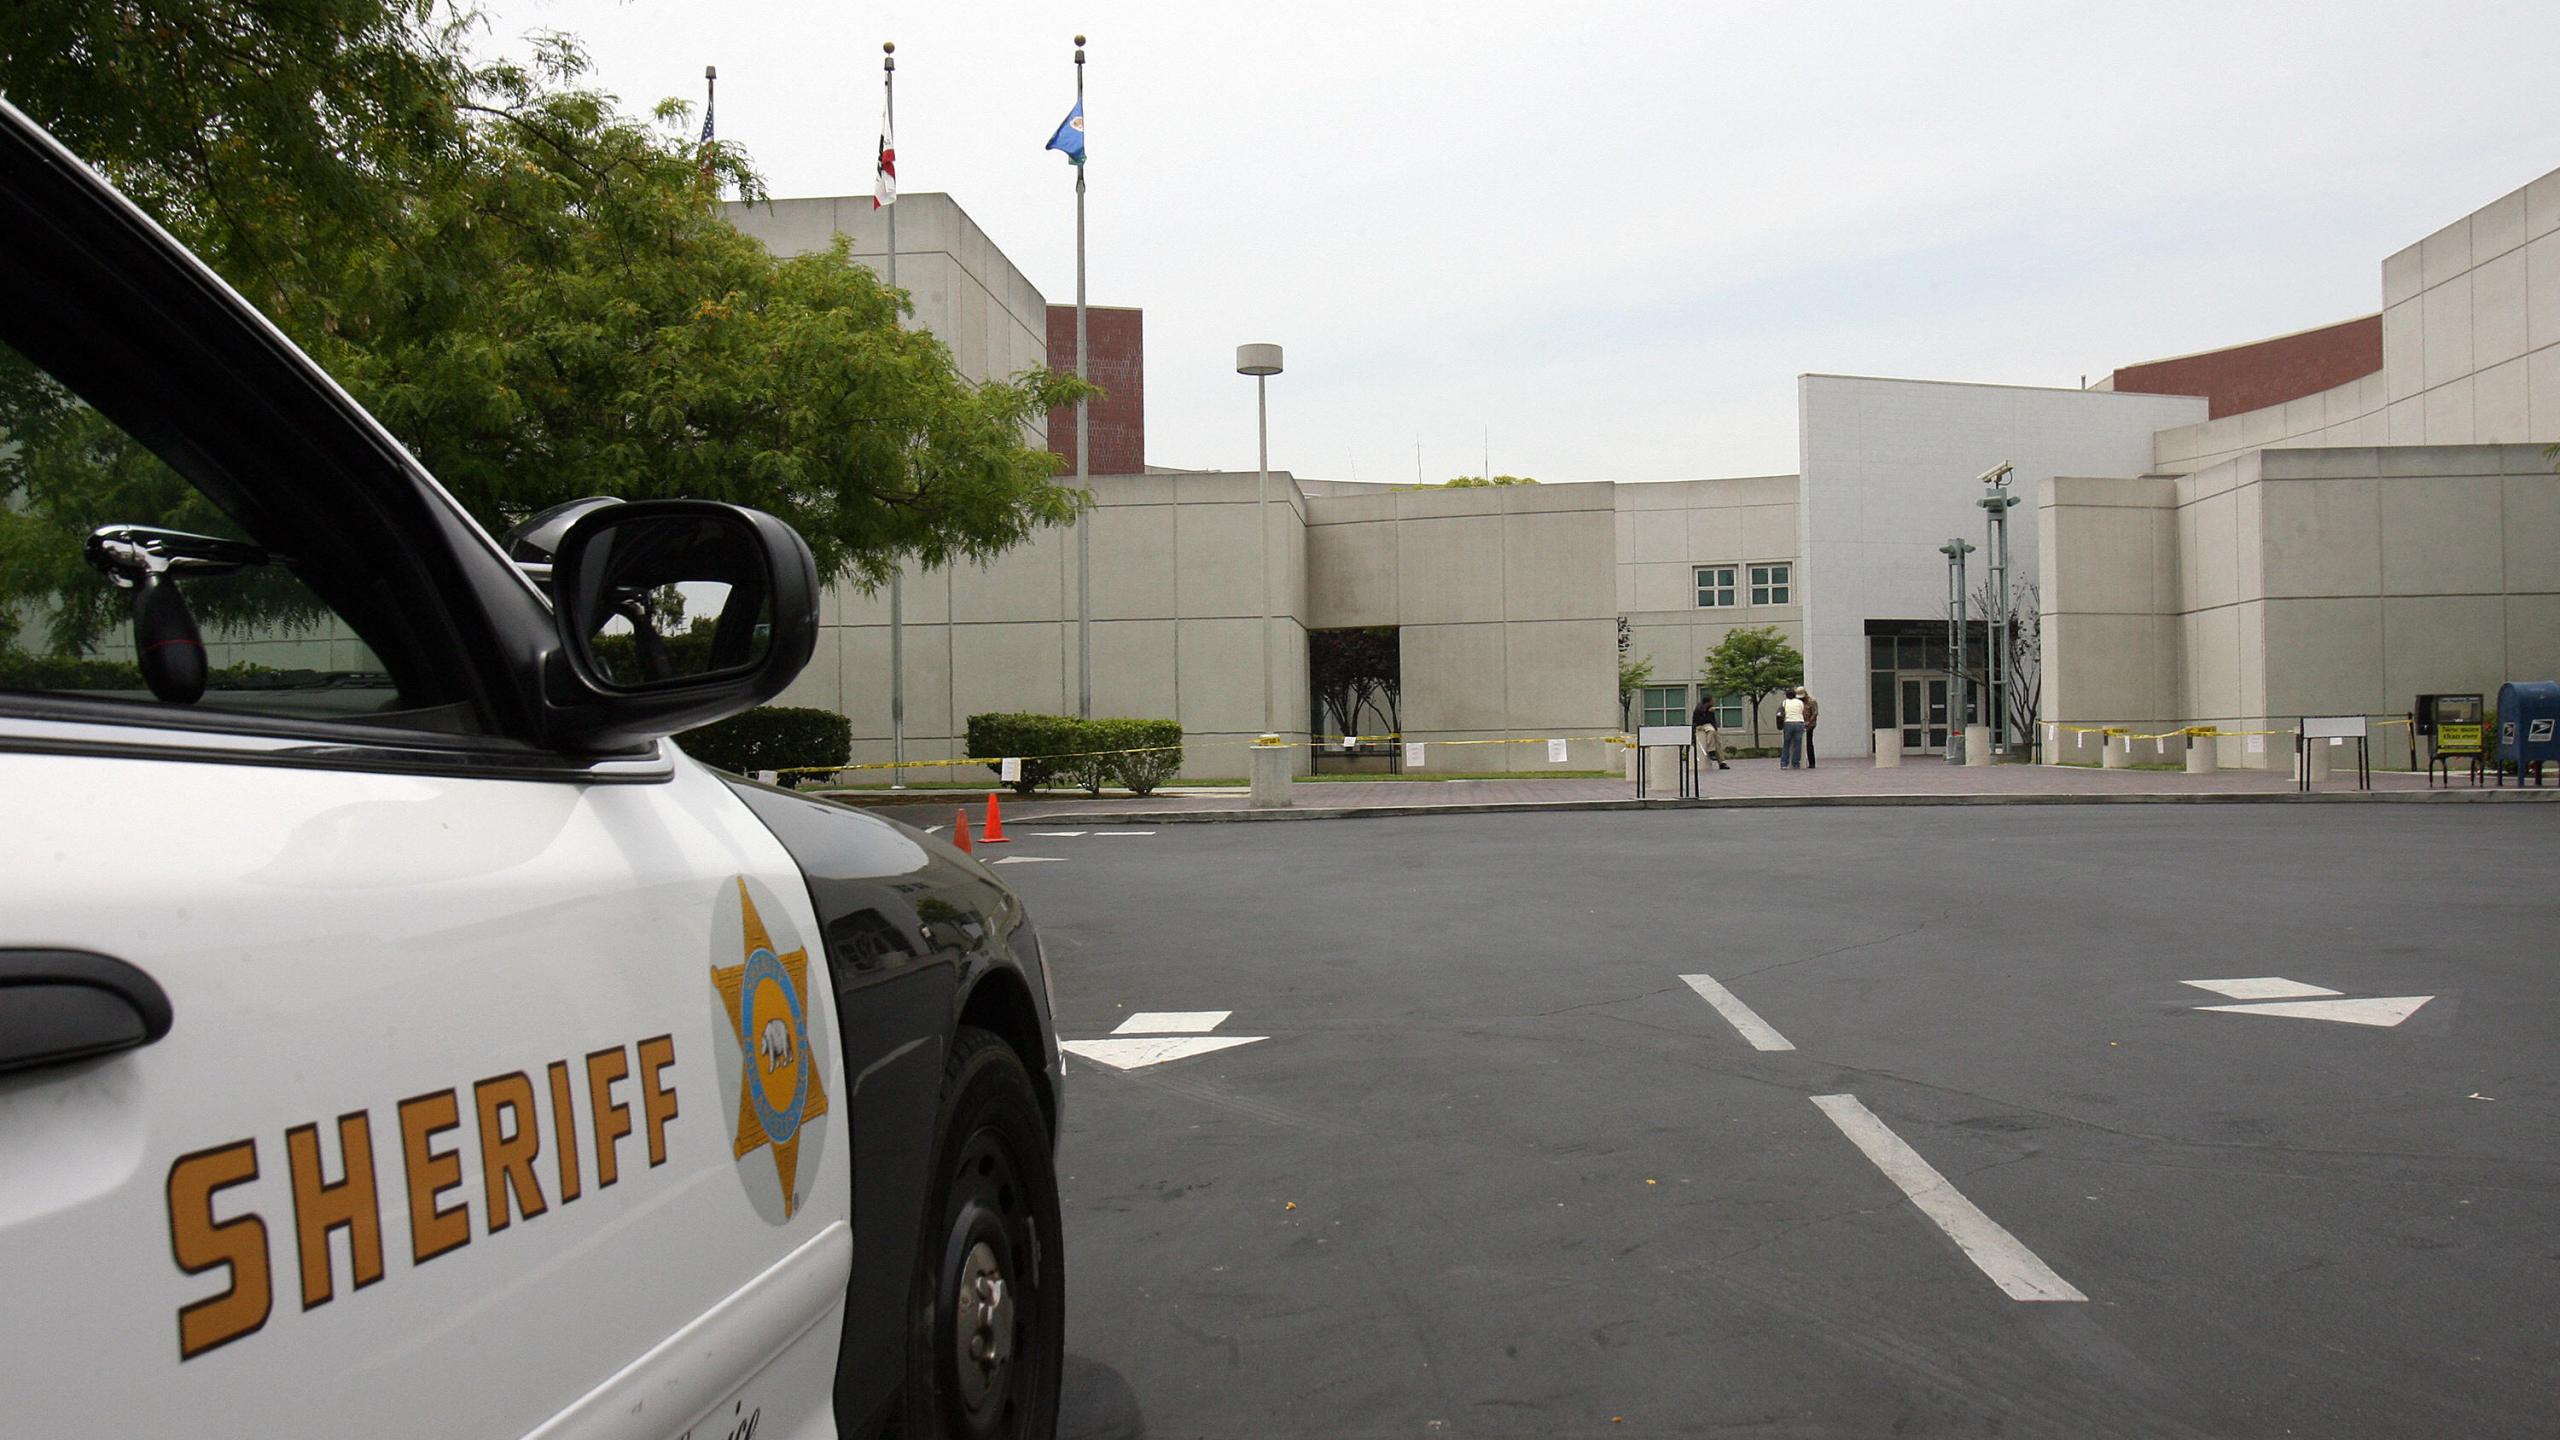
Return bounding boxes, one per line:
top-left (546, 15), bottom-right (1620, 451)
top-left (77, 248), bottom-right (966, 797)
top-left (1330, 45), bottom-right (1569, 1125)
top-left (893, 1026), bottom-right (1063, 1440)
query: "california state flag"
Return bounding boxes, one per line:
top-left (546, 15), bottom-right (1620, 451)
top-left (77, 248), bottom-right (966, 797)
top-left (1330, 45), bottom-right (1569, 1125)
top-left (874, 104), bottom-right (896, 208)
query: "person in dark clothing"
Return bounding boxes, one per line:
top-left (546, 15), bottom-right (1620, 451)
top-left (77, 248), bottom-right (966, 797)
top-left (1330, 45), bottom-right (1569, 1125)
top-left (1801, 686), bottom-right (1820, 768)
top-left (1691, 692), bottom-right (1732, 771)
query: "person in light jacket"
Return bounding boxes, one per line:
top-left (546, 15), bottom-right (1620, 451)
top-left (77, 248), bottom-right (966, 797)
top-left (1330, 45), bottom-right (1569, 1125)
top-left (1691, 691), bottom-right (1731, 772)
top-left (1779, 688), bottom-right (1809, 769)
top-left (1800, 686), bottom-right (1820, 769)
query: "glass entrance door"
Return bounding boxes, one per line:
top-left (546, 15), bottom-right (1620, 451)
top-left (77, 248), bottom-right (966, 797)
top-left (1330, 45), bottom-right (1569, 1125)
top-left (1896, 674), bottom-right (1950, 752)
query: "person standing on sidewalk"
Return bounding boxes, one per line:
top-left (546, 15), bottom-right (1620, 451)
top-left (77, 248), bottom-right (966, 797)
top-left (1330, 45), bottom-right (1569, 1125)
top-left (1691, 691), bottom-right (1731, 772)
top-left (1800, 686), bottom-right (1821, 769)
top-left (1779, 688), bottom-right (1809, 769)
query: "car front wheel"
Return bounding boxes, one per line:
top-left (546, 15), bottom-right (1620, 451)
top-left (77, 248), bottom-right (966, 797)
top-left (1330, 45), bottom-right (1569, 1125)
top-left (897, 1026), bottom-right (1063, 1440)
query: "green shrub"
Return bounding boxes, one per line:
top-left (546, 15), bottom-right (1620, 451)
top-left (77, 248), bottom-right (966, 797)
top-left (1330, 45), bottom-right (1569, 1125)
top-left (965, 712), bottom-right (1086, 794)
top-left (678, 706), bottom-right (851, 781)
top-left (964, 712), bottom-right (1185, 795)
top-left (1101, 718), bottom-right (1183, 795)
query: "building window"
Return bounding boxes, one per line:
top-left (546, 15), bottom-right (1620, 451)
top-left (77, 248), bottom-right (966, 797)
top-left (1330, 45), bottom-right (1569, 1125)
top-left (1751, 563), bottom-right (1791, 606)
top-left (1695, 566), bottom-right (1736, 608)
top-left (1717, 696), bottom-right (1745, 730)
top-left (1641, 685), bottom-right (1690, 729)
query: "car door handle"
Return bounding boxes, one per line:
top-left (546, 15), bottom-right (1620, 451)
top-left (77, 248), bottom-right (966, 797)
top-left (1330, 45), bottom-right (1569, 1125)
top-left (0, 950), bottom-right (174, 1077)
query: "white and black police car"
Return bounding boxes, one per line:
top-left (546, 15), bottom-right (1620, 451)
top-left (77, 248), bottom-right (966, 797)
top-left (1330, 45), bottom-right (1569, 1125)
top-left (0, 98), bottom-right (1065, 1439)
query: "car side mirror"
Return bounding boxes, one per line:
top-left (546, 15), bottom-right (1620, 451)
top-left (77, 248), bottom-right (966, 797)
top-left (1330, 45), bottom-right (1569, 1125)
top-left (538, 500), bottom-right (819, 752)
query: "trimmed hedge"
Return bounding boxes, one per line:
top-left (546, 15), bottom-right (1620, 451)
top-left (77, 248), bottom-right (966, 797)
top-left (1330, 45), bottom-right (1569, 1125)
top-left (678, 706), bottom-right (851, 781)
top-left (965, 712), bottom-right (1185, 796)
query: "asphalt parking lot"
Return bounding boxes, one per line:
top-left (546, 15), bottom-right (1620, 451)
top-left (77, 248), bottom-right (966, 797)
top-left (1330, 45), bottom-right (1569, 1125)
top-left (989, 807), bottom-right (2559, 1438)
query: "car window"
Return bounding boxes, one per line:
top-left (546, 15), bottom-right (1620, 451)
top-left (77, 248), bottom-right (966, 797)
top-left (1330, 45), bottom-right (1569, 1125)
top-left (0, 336), bottom-right (453, 727)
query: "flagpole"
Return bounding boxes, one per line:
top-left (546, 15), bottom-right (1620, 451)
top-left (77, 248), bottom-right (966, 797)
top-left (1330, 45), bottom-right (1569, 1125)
top-left (1073, 34), bottom-right (1091, 721)
top-left (883, 41), bottom-right (905, 789)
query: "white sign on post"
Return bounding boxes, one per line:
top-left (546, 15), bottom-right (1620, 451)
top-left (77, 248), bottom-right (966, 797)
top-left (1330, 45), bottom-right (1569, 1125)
top-left (1000, 756), bottom-right (1022, 783)
top-left (1637, 725), bottom-right (1690, 749)
top-left (1339, 731), bottom-right (1356, 750)
top-left (1548, 738), bottom-right (1570, 763)
top-left (2302, 715), bottom-right (2368, 739)
top-left (1405, 742), bottom-right (1426, 767)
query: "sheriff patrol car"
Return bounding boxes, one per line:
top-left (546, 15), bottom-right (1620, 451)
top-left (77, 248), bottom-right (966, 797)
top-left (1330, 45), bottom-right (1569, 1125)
top-left (0, 100), bottom-right (1064, 1439)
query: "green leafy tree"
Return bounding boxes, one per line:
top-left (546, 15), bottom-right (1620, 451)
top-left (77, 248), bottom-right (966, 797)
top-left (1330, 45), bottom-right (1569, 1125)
top-left (1, 8), bottom-right (1091, 654)
top-left (1615, 654), bottom-right (1654, 730)
top-left (1701, 625), bottom-right (1803, 750)
top-left (1436, 474), bottom-right (1538, 487)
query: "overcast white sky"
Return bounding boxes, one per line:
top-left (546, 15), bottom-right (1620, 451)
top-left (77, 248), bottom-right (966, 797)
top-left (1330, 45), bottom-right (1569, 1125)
top-left (472, 1), bottom-right (2559, 483)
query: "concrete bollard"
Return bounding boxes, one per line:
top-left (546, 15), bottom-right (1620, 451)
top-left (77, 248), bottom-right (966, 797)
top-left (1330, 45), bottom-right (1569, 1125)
top-left (2295, 737), bottom-right (2333, 784)
top-left (1624, 740), bottom-right (1640, 784)
top-left (1644, 745), bottom-right (1682, 793)
top-left (2185, 735), bottom-right (2214, 774)
top-left (1964, 724), bottom-right (1993, 766)
top-left (2101, 733), bottom-right (2131, 769)
top-left (1249, 738), bottom-right (1293, 808)
top-left (1873, 728), bottom-right (1901, 768)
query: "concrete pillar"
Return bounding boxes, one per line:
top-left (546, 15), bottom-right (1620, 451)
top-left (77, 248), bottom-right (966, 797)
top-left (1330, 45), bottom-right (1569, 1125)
top-left (1643, 745), bottom-right (1682, 793)
top-left (2041, 724), bottom-right (2063, 766)
top-left (2101, 733), bottom-right (2130, 769)
top-left (1873, 729), bottom-right (1900, 768)
top-left (2185, 734), bottom-right (2214, 774)
top-left (1623, 740), bottom-right (1640, 784)
top-left (2295, 737), bottom-right (2333, 784)
top-left (1249, 739), bottom-right (1292, 808)
top-left (1964, 725), bottom-right (1993, 766)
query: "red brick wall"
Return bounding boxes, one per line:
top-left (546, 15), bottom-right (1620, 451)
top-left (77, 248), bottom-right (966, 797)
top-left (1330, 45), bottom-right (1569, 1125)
top-left (1046, 305), bottom-right (1143, 476)
top-left (2108, 314), bottom-right (2381, 420)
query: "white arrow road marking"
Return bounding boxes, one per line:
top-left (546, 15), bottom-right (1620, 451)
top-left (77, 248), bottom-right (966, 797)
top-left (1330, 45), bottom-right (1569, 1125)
top-left (2182, 978), bottom-right (2341, 1000)
top-left (1027, 831), bottom-right (1090, 837)
top-left (1060, 1035), bottom-right (1266, 1071)
top-left (1679, 973), bottom-right (1796, 1051)
top-left (2196, 995), bottom-right (2435, 1027)
top-left (1091, 830), bottom-right (1157, 836)
top-left (1812, 1094), bottom-right (2087, 1303)
top-left (1114, 1010), bottom-right (1232, 1035)
top-left (989, 856), bottom-right (1067, 864)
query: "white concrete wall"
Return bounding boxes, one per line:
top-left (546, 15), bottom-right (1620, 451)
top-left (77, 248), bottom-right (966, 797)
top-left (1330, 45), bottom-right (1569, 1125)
top-left (723, 194), bottom-right (1049, 393)
top-left (2154, 166), bottom-right (2560, 473)
top-left (1613, 475), bottom-right (1803, 746)
top-left (789, 472), bottom-right (1309, 783)
top-left (1797, 375), bottom-right (2207, 743)
top-left (2040, 444), bottom-right (2560, 769)
top-left (1304, 482), bottom-right (1619, 772)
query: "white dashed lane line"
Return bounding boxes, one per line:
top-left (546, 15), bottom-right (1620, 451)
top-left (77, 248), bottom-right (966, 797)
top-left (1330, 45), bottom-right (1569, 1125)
top-left (1678, 972), bottom-right (1796, 1052)
top-left (1811, 1093), bottom-right (2087, 1304)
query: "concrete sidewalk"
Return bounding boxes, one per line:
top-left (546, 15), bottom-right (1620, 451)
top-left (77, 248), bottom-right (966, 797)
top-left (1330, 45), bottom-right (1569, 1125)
top-left (821, 755), bottom-right (2552, 825)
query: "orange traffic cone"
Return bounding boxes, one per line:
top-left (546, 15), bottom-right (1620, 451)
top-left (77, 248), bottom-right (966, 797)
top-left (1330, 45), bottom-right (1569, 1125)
top-left (981, 792), bottom-right (1011, 843)
top-left (952, 808), bottom-right (974, 854)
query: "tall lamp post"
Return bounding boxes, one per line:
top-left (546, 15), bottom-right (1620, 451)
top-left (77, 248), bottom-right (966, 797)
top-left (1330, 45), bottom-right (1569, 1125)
top-left (1940, 537), bottom-right (1975, 764)
top-left (1976, 462), bottom-right (2017, 757)
top-left (1237, 343), bottom-right (1284, 736)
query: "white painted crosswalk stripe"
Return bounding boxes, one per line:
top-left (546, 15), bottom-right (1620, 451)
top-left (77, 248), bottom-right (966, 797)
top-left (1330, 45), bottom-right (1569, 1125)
top-left (1679, 973), bottom-right (1796, 1051)
top-left (1812, 1094), bottom-right (2086, 1303)
top-left (2196, 995), bottom-right (2433, 1027)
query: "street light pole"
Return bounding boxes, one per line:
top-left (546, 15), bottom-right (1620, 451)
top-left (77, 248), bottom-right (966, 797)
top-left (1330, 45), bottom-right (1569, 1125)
top-left (1977, 465), bottom-right (2019, 756)
top-left (1237, 343), bottom-right (1284, 735)
top-left (1940, 537), bottom-right (1976, 764)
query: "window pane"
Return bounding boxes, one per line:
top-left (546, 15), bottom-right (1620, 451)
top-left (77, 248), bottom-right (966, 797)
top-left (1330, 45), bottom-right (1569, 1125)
top-left (0, 337), bottom-right (416, 721)
top-left (1717, 698), bottom-right (1744, 730)
top-left (1871, 637), bottom-right (1895, 668)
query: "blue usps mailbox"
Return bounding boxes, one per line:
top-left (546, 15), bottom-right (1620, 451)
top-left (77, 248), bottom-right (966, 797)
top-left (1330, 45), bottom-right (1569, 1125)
top-left (2493, 680), bottom-right (2560, 785)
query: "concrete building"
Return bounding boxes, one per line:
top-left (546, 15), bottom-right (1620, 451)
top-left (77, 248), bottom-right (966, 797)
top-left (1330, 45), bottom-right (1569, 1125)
top-left (718, 162), bottom-right (2560, 782)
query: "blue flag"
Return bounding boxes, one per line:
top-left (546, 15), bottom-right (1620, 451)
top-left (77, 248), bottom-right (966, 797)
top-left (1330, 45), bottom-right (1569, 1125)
top-left (1046, 100), bottom-right (1085, 166)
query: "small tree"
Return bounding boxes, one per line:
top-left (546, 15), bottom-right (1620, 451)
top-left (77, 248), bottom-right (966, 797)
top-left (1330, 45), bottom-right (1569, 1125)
top-left (1616, 654), bottom-right (1654, 731)
top-left (1960, 579), bottom-right (2042, 757)
top-left (1437, 474), bottom-right (1538, 487)
top-left (1701, 626), bottom-right (1803, 750)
